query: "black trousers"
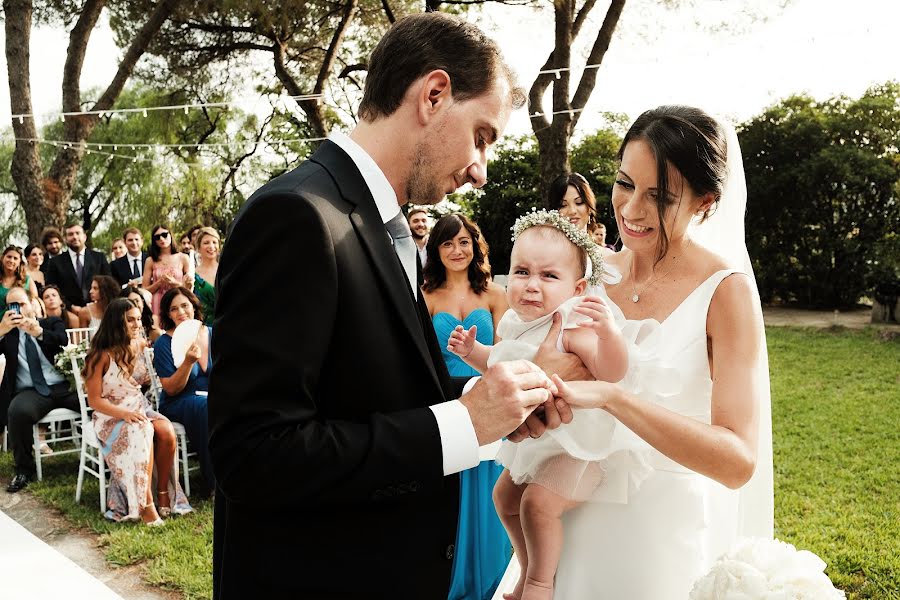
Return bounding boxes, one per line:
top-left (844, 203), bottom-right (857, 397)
top-left (8, 383), bottom-right (79, 477)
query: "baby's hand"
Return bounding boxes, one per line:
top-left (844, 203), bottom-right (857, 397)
top-left (447, 324), bottom-right (477, 358)
top-left (574, 296), bottom-right (617, 338)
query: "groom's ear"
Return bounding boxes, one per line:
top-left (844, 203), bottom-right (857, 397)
top-left (416, 70), bottom-right (453, 124)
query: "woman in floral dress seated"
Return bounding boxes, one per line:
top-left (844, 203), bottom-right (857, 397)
top-left (82, 297), bottom-right (191, 524)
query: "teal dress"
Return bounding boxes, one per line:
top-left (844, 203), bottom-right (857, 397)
top-left (194, 273), bottom-right (216, 325)
top-left (433, 308), bottom-right (512, 600)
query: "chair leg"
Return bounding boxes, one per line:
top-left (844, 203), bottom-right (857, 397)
top-left (180, 433), bottom-right (191, 497)
top-left (98, 451), bottom-right (107, 514)
top-left (33, 425), bottom-right (43, 482)
top-left (75, 440), bottom-right (87, 503)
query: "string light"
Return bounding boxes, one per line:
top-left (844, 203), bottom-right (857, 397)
top-left (7, 94), bottom-right (323, 122)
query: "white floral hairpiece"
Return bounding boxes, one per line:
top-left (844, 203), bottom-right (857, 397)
top-left (511, 208), bottom-right (606, 287)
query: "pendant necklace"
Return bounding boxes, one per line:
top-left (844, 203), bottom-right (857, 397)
top-left (629, 240), bottom-right (692, 303)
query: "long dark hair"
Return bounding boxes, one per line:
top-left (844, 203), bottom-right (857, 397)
top-left (149, 224), bottom-right (179, 261)
top-left (82, 298), bottom-right (140, 380)
top-left (422, 214), bottom-right (491, 294)
top-left (121, 285), bottom-right (154, 336)
top-left (619, 105), bottom-right (727, 262)
top-left (545, 172), bottom-right (598, 230)
top-left (159, 286), bottom-right (203, 331)
top-left (91, 275), bottom-right (121, 311)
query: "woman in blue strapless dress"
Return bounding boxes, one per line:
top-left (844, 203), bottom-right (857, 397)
top-left (422, 214), bottom-right (511, 600)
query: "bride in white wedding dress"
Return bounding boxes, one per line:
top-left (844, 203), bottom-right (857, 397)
top-left (494, 106), bottom-right (773, 600)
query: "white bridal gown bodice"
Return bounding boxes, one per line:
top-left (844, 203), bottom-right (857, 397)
top-left (495, 268), bottom-right (745, 600)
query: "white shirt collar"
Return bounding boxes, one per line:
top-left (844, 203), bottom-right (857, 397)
top-left (328, 131), bottom-right (402, 225)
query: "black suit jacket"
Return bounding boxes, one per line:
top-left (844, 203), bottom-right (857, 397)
top-left (110, 252), bottom-right (148, 287)
top-left (0, 317), bottom-right (68, 427)
top-left (45, 249), bottom-right (111, 307)
top-left (209, 141), bottom-right (463, 599)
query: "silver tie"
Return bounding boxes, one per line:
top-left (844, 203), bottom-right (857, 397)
top-left (385, 211), bottom-right (417, 296)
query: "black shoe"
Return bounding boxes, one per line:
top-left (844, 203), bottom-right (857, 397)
top-left (6, 473), bottom-right (30, 493)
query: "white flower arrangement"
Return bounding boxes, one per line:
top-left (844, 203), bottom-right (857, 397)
top-left (511, 208), bottom-right (606, 287)
top-left (690, 538), bottom-right (846, 600)
top-left (54, 340), bottom-right (91, 389)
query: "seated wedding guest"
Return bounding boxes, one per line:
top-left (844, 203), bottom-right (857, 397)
top-left (111, 228), bottom-right (149, 287)
top-left (0, 287), bottom-right (79, 493)
top-left (1, 246), bottom-right (38, 312)
top-left (110, 239), bottom-right (127, 261)
top-left (193, 227), bottom-right (220, 326)
top-left (152, 287), bottom-right (215, 493)
top-left (422, 214), bottom-right (510, 600)
top-left (83, 298), bottom-right (191, 523)
top-left (41, 285), bottom-right (79, 329)
top-left (23, 244), bottom-right (46, 295)
top-left (143, 225), bottom-right (192, 318)
top-left (39, 227), bottom-right (64, 274)
top-left (78, 275), bottom-right (121, 329)
top-left (546, 172), bottom-right (614, 257)
top-left (407, 207), bottom-right (431, 268)
top-left (121, 285), bottom-right (162, 343)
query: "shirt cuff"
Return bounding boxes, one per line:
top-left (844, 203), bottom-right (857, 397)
top-left (429, 395), bottom-right (480, 476)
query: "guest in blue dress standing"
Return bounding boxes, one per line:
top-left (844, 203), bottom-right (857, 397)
top-left (422, 214), bottom-right (511, 600)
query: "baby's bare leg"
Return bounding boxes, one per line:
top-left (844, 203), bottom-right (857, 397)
top-left (519, 484), bottom-right (580, 600)
top-left (493, 470), bottom-right (528, 600)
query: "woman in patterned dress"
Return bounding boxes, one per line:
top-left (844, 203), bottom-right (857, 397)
top-left (82, 298), bottom-right (191, 524)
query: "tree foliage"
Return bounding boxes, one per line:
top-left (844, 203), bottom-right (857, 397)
top-left (740, 82), bottom-right (900, 307)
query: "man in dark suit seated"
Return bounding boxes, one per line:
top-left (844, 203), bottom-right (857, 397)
top-left (209, 12), bottom-right (587, 600)
top-left (110, 227), bottom-right (148, 287)
top-left (0, 287), bottom-right (79, 493)
top-left (45, 223), bottom-right (111, 308)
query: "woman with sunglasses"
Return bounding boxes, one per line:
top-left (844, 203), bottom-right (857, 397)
top-left (143, 225), bottom-right (192, 319)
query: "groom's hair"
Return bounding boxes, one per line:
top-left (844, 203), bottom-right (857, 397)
top-left (358, 12), bottom-right (525, 121)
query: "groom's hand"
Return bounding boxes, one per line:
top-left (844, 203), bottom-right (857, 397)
top-left (460, 360), bottom-right (555, 446)
top-left (532, 313), bottom-right (594, 382)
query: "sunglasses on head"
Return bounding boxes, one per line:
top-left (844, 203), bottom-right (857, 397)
top-left (153, 232), bottom-right (170, 240)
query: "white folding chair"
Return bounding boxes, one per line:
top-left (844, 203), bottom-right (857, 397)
top-left (33, 406), bottom-right (81, 481)
top-left (143, 348), bottom-right (199, 496)
top-left (71, 353), bottom-right (109, 512)
top-left (65, 327), bottom-right (95, 346)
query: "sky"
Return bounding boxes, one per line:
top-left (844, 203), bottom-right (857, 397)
top-left (1, 0), bottom-right (899, 141)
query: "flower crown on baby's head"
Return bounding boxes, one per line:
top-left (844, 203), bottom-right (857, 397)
top-left (511, 208), bottom-right (606, 287)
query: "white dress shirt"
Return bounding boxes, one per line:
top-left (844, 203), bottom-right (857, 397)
top-left (329, 131), bottom-right (480, 476)
top-left (67, 247), bottom-right (84, 272)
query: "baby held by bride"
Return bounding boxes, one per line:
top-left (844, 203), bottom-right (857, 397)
top-left (447, 210), bottom-right (629, 600)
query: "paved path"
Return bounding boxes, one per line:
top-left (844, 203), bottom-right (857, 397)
top-left (0, 481), bottom-right (179, 600)
top-left (763, 305), bottom-right (899, 330)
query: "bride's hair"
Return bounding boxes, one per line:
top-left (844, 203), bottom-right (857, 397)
top-left (619, 105), bottom-right (728, 263)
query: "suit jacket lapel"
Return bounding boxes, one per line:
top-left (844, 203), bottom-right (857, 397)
top-left (310, 141), bottom-right (444, 398)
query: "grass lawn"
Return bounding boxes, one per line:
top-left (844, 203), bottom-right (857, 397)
top-left (1, 326), bottom-right (897, 599)
top-left (769, 327), bottom-right (899, 599)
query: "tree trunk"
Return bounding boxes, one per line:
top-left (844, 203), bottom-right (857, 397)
top-left (4, 0), bottom-right (181, 238)
top-left (4, 0), bottom-right (52, 241)
top-left (529, 0), bottom-right (626, 200)
top-left (45, 0), bottom-right (182, 221)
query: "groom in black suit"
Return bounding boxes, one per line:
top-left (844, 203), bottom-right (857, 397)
top-left (44, 223), bottom-right (111, 308)
top-left (209, 12), bottom-right (582, 600)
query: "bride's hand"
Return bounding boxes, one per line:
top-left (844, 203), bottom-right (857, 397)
top-left (550, 374), bottom-right (615, 410)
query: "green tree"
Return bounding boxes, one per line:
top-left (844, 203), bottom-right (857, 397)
top-left (739, 82), bottom-right (900, 308)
